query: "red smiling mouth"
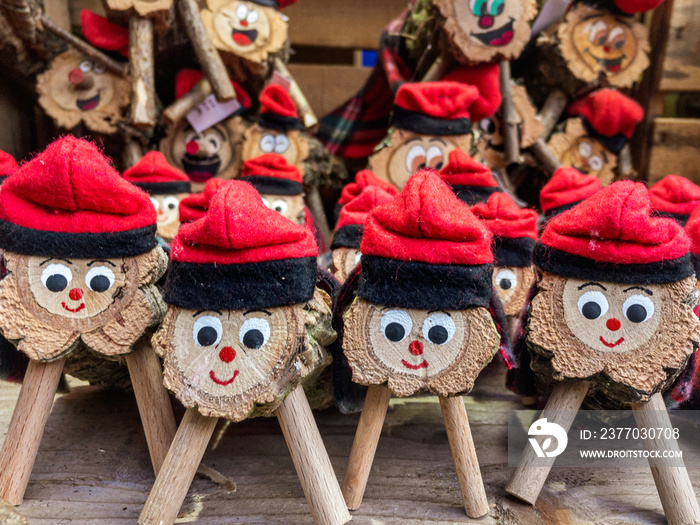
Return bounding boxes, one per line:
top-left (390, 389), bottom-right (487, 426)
top-left (600, 336), bottom-right (625, 348)
top-left (209, 369), bottom-right (239, 386)
top-left (61, 302), bottom-right (85, 313)
top-left (401, 359), bottom-right (428, 370)
top-left (76, 92), bottom-right (101, 111)
top-left (231, 28), bottom-right (258, 47)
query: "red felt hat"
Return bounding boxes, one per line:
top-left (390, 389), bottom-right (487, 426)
top-left (259, 84), bottom-right (301, 131)
top-left (442, 64), bottom-right (502, 121)
top-left (0, 136), bottom-right (156, 258)
top-left (165, 180), bottom-right (317, 310)
top-left (174, 69), bottom-right (252, 110)
top-left (0, 150), bottom-right (18, 180)
top-left (338, 170), bottom-right (397, 206)
top-left (685, 206), bottom-right (700, 275)
top-left (331, 186), bottom-right (396, 250)
top-left (439, 149), bottom-right (500, 204)
top-left (80, 10), bottom-right (129, 57)
top-left (614, 0), bottom-right (664, 14)
top-left (392, 81), bottom-right (480, 135)
top-left (536, 180), bottom-right (692, 284)
top-left (540, 167), bottom-right (603, 217)
top-left (178, 178), bottom-right (226, 224)
top-left (649, 175), bottom-right (700, 225)
top-left (248, 0), bottom-right (297, 8)
top-left (239, 153), bottom-right (303, 195)
top-left (358, 170), bottom-right (493, 309)
top-left (123, 151), bottom-right (191, 194)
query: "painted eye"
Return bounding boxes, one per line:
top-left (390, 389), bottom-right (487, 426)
top-left (193, 315), bottom-right (223, 347)
top-left (79, 60), bottom-right (93, 73)
top-left (259, 133), bottom-right (275, 153)
top-left (93, 62), bottom-right (106, 74)
top-left (239, 317), bottom-right (270, 349)
top-left (486, 0), bottom-right (504, 16)
top-left (422, 313), bottom-right (456, 345)
top-left (261, 197), bottom-right (271, 208)
top-left (204, 132), bottom-right (222, 152)
top-left (246, 9), bottom-right (259, 23)
top-left (588, 20), bottom-right (609, 46)
top-left (469, 0), bottom-right (488, 15)
top-left (274, 134), bottom-right (290, 154)
top-left (623, 295), bottom-right (654, 323)
top-left (578, 141), bottom-right (592, 158)
top-left (496, 269), bottom-right (517, 291)
top-left (480, 118), bottom-right (496, 134)
top-left (85, 266), bottom-right (115, 293)
top-left (405, 144), bottom-right (427, 173)
top-left (41, 263), bottom-right (72, 293)
top-left (381, 310), bottom-right (412, 343)
top-left (588, 155), bottom-right (603, 171)
top-left (577, 290), bottom-right (609, 320)
top-left (150, 197), bottom-right (159, 211)
top-left (235, 4), bottom-right (248, 19)
top-left (272, 199), bottom-right (288, 214)
top-left (354, 252), bottom-right (362, 265)
top-left (163, 196), bottom-right (180, 211)
top-left (608, 26), bottom-right (626, 49)
top-left (426, 145), bottom-right (444, 170)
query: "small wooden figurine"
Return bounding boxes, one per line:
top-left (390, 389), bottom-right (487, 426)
top-left (438, 149), bottom-right (502, 205)
top-left (507, 181), bottom-right (700, 525)
top-left (333, 169), bottom-right (397, 221)
top-left (178, 177), bottom-right (226, 224)
top-left (0, 137), bottom-right (176, 505)
top-left (649, 174), bottom-right (700, 226)
top-left (539, 166), bottom-right (603, 221)
top-left (341, 170), bottom-right (501, 518)
top-left (140, 180), bottom-right (349, 525)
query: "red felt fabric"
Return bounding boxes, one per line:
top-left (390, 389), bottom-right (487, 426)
top-left (276, 0), bottom-right (298, 8)
top-left (394, 81), bottom-right (480, 121)
top-left (541, 180), bottom-right (689, 264)
top-left (123, 151), bottom-right (189, 184)
top-left (171, 180), bottom-right (317, 264)
top-left (649, 175), bottom-right (700, 216)
top-left (471, 193), bottom-right (538, 240)
top-left (439, 149), bottom-right (497, 188)
top-left (240, 153), bottom-right (303, 184)
top-left (361, 170), bottom-right (493, 265)
top-left (0, 136), bottom-right (156, 233)
top-left (568, 89), bottom-right (643, 138)
top-left (0, 150), bottom-right (18, 177)
top-left (338, 169), bottom-right (397, 206)
top-left (80, 10), bottom-right (129, 57)
top-left (539, 167), bottom-right (602, 213)
top-left (442, 64), bottom-right (502, 121)
top-left (336, 186), bottom-right (396, 230)
top-left (174, 69), bottom-right (251, 109)
top-left (260, 84), bottom-right (298, 118)
top-left (179, 178), bottom-right (226, 223)
top-left (614, 0), bottom-right (664, 13)
top-left (686, 206), bottom-right (700, 256)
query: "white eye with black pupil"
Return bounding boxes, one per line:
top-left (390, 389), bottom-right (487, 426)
top-left (193, 316), bottom-right (222, 347)
top-left (259, 134), bottom-right (275, 153)
top-left (235, 4), bottom-right (248, 19)
top-left (623, 295), bottom-right (654, 323)
top-left (577, 290), bottom-right (609, 320)
top-left (380, 310), bottom-right (412, 343)
top-left (495, 269), bottom-right (517, 291)
top-left (41, 263), bottom-right (72, 293)
top-left (85, 266), bottom-right (115, 293)
top-left (163, 196), bottom-right (180, 211)
top-left (272, 200), bottom-right (288, 214)
top-left (422, 313), bottom-right (455, 345)
top-left (274, 134), bottom-right (290, 153)
top-left (93, 63), bottom-right (106, 74)
top-left (239, 317), bottom-right (270, 349)
top-left (588, 155), bottom-right (603, 171)
top-left (79, 60), bottom-right (93, 73)
top-left (578, 141), bottom-right (592, 158)
top-left (247, 10), bottom-right (259, 23)
top-left (261, 197), bottom-right (271, 208)
top-left (354, 252), bottom-right (362, 265)
top-left (150, 197), bottom-right (159, 211)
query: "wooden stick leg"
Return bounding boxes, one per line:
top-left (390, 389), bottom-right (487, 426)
top-left (506, 380), bottom-right (590, 505)
top-left (273, 58), bottom-right (318, 128)
top-left (0, 358), bottom-right (65, 505)
top-left (632, 393), bottom-right (700, 525)
top-left (139, 408), bottom-right (218, 525)
top-left (126, 339), bottom-right (177, 475)
top-left (276, 385), bottom-right (350, 525)
top-left (341, 385), bottom-right (391, 510)
top-left (506, 316), bottom-right (519, 346)
top-left (530, 139), bottom-right (561, 175)
top-left (305, 186), bottom-right (331, 247)
top-left (499, 60), bottom-right (520, 167)
top-left (439, 396), bottom-right (489, 518)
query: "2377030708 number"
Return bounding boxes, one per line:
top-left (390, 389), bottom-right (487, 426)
top-left (595, 427), bottom-right (680, 440)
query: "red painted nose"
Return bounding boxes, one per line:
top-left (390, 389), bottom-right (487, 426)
top-left (240, 19), bottom-right (248, 27)
top-left (186, 141), bottom-right (199, 155)
top-left (69, 68), bottom-right (84, 85)
top-left (409, 340), bottom-right (423, 356)
top-left (219, 346), bottom-right (236, 363)
top-left (606, 318), bottom-right (621, 331)
top-left (69, 288), bottom-right (83, 301)
top-left (603, 45), bottom-right (610, 52)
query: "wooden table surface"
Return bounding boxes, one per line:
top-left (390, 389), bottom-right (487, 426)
top-left (0, 361), bottom-right (698, 524)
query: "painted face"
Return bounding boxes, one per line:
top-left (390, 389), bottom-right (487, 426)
top-left (561, 137), bottom-right (613, 181)
top-left (49, 57), bottom-right (114, 113)
top-left (330, 247), bottom-right (362, 283)
top-left (150, 193), bottom-right (188, 240)
top-left (243, 128), bottom-right (305, 169)
top-left (260, 194), bottom-right (305, 225)
top-left (493, 266), bottom-right (535, 317)
top-left (213, 0), bottom-right (272, 53)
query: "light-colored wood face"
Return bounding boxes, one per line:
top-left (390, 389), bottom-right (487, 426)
top-left (343, 298), bottom-right (500, 397)
top-left (151, 193), bottom-right (188, 241)
top-left (558, 4), bottom-right (650, 87)
top-left (259, 193), bottom-right (305, 225)
top-left (330, 247), bottom-right (362, 283)
top-left (493, 266), bottom-right (535, 317)
top-left (242, 127), bottom-right (310, 175)
top-left (107, 0), bottom-right (172, 16)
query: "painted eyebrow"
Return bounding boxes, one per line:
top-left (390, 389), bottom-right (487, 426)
top-left (623, 286), bottom-right (653, 296)
top-left (87, 259), bottom-right (116, 267)
top-left (427, 309), bottom-right (451, 316)
top-left (244, 309), bottom-right (272, 316)
top-left (39, 257), bottom-right (72, 266)
top-left (578, 282), bottom-right (607, 291)
top-left (404, 138), bottom-right (421, 145)
top-left (192, 310), bottom-right (223, 317)
top-left (428, 138), bottom-right (447, 146)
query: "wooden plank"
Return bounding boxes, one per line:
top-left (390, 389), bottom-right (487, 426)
top-left (0, 74), bottom-right (36, 160)
top-left (661, 0), bottom-right (700, 92)
top-left (285, 0), bottom-right (408, 49)
top-left (647, 118), bottom-right (700, 183)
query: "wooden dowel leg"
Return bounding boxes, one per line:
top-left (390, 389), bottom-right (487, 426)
top-left (530, 139), bottom-right (561, 175)
top-left (125, 339), bottom-right (177, 475)
top-left (499, 60), bottom-right (520, 167)
top-left (506, 316), bottom-right (519, 346)
top-left (341, 384), bottom-right (391, 510)
top-left (129, 16), bottom-right (157, 128)
top-left (139, 408), bottom-right (218, 525)
top-left (439, 396), bottom-right (489, 518)
top-left (162, 78), bottom-right (212, 125)
top-left (305, 186), bottom-right (331, 247)
top-left (538, 89), bottom-right (567, 140)
top-left (506, 380), bottom-right (589, 505)
top-left (0, 358), bottom-right (65, 505)
top-left (421, 53), bottom-right (450, 82)
top-left (276, 385), bottom-right (350, 525)
top-left (632, 393), bottom-right (700, 525)
top-left (273, 58), bottom-right (318, 128)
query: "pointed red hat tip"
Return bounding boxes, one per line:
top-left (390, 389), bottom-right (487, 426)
top-left (568, 89), bottom-right (644, 139)
top-left (614, 0), bottom-right (664, 14)
top-left (80, 10), bottom-right (129, 57)
top-left (336, 186), bottom-right (397, 230)
top-left (178, 178), bottom-right (226, 223)
top-left (361, 170), bottom-right (493, 266)
top-left (0, 136), bottom-right (156, 233)
top-left (338, 170), bottom-right (397, 206)
top-left (540, 167), bottom-right (602, 213)
top-left (171, 180), bottom-right (317, 264)
top-left (0, 150), bottom-right (18, 178)
top-left (649, 175), bottom-right (700, 216)
top-left (439, 149), bottom-right (497, 188)
top-left (394, 81), bottom-right (480, 122)
top-left (240, 153), bottom-right (302, 184)
top-left (442, 63), bottom-right (502, 121)
top-left (174, 69), bottom-right (252, 108)
top-left (259, 84), bottom-right (298, 119)
top-left (471, 193), bottom-right (539, 240)
top-left (541, 180), bottom-right (689, 265)
top-left (685, 206), bottom-right (700, 256)
top-left (123, 151), bottom-right (190, 184)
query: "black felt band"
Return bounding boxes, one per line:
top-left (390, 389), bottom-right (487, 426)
top-left (248, 0), bottom-right (278, 6)
top-left (163, 257), bottom-right (317, 310)
top-left (494, 237), bottom-right (535, 267)
top-left (331, 225), bottom-right (363, 250)
top-left (582, 121), bottom-right (627, 154)
top-left (451, 185), bottom-right (501, 205)
top-left (0, 219), bottom-right (157, 258)
top-left (0, 176), bottom-right (8, 185)
top-left (133, 181), bottom-right (192, 195)
top-left (391, 107), bottom-right (472, 136)
top-left (533, 243), bottom-right (694, 284)
top-left (259, 113), bottom-right (303, 132)
top-left (239, 175), bottom-right (303, 196)
top-left (358, 255), bottom-right (493, 309)
top-left (654, 210), bottom-right (690, 226)
top-left (543, 200), bottom-right (581, 219)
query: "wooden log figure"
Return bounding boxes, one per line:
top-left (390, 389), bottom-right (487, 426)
top-left (141, 180), bottom-right (348, 525)
top-left (507, 181), bottom-right (700, 524)
top-left (548, 89), bottom-right (643, 186)
top-left (0, 137), bottom-right (175, 505)
top-left (341, 170), bottom-right (501, 517)
top-left (539, 166), bottom-right (602, 223)
top-left (122, 151), bottom-right (192, 243)
top-left (438, 149), bottom-right (503, 206)
top-left (649, 174), bottom-right (700, 227)
top-left (333, 169), bottom-right (397, 221)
